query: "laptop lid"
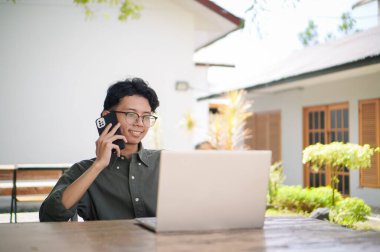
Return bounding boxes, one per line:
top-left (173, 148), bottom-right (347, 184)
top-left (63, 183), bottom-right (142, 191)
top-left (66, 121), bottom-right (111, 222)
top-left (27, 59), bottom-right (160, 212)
top-left (154, 150), bottom-right (271, 232)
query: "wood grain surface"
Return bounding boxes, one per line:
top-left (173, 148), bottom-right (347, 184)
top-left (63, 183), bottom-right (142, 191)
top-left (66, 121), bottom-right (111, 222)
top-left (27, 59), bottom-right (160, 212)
top-left (0, 217), bottom-right (379, 251)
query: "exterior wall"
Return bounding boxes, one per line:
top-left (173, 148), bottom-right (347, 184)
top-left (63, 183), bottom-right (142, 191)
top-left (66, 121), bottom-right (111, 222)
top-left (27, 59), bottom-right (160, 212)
top-left (246, 70), bottom-right (380, 207)
top-left (0, 0), bottom-right (204, 164)
top-left (352, 0), bottom-right (379, 30)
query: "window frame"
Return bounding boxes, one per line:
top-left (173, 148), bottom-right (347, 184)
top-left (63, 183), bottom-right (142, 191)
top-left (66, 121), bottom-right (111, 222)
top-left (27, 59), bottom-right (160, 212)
top-left (303, 102), bottom-right (350, 195)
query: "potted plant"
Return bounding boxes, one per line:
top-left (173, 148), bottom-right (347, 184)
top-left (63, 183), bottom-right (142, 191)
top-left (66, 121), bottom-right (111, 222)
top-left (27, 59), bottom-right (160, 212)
top-left (209, 90), bottom-right (253, 150)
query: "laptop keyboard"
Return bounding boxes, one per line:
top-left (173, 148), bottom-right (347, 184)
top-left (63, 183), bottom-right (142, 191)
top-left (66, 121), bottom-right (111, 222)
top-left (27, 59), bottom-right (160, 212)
top-left (142, 217), bottom-right (156, 225)
top-left (136, 217), bottom-right (157, 228)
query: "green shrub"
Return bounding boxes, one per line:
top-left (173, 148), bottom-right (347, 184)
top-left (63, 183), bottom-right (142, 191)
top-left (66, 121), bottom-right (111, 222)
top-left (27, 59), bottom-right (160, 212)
top-left (329, 197), bottom-right (371, 228)
top-left (273, 185), bottom-right (304, 212)
top-left (273, 186), bottom-right (342, 213)
top-left (268, 162), bottom-right (285, 205)
top-left (303, 142), bottom-right (379, 206)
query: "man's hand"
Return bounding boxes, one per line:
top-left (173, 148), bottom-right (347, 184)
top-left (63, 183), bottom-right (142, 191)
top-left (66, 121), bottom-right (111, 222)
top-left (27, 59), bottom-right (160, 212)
top-left (61, 123), bottom-right (127, 210)
top-left (94, 123), bottom-right (127, 170)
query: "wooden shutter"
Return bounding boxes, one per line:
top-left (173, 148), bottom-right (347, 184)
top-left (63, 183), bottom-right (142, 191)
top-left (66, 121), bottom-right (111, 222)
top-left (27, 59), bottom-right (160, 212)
top-left (269, 112), bottom-right (281, 163)
top-left (246, 111), bottom-right (281, 163)
top-left (359, 98), bottom-right (380, 188)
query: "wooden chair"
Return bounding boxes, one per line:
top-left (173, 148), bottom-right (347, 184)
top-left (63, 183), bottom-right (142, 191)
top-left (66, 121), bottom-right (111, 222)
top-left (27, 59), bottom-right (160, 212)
top-left (10, 164), bottom-right (71, 223)
top-left (0, 165), bottom-right (16, 223)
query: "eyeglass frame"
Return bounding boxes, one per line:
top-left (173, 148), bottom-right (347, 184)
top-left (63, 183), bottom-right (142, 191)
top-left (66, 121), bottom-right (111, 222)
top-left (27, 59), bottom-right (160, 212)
top-left (112, 111), bottom-right (158, 127)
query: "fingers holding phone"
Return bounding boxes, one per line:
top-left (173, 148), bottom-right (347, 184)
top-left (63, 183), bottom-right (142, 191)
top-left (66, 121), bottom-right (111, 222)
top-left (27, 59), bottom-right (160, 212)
top-left (95, 113), bottom-right (127, 169)
top-left (96, 112), bottom-right (126, 150)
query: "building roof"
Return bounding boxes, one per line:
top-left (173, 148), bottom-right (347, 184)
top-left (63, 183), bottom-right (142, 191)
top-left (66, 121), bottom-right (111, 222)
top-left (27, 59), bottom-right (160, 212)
top-left (177, 0), bottom-right (243, 50)
top-left (198, 25), bottom-right (380, 101)
top-left (195, 0), bottom-right (242, 26)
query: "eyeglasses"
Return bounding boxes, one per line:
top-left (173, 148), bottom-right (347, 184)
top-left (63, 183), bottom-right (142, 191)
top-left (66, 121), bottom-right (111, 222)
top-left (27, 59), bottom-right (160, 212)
top-left (113, 111), bottom-right (158, 127)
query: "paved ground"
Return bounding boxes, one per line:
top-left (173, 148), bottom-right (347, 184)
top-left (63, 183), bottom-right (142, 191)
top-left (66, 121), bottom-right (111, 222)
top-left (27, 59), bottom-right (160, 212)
top-left (0, 211), bottom-right (39, 223)
top-left (0, 196), bottom-right (41, 223)
top-left (0, 196), bottom-right (83, 223)
top-left (371, 206), bottom-right (380, 218)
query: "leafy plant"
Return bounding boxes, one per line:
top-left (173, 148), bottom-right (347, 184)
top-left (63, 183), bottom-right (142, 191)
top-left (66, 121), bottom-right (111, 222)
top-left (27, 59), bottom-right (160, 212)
top-left (272, 185), bottom-right (372, 229)
top-left (273, 186), bottom-right (342, 213)
top-left (209, 90), bottom-right (253, 150)
top-left (329, 197), bottom-right (371, 228)
top-left (338, 12), bottom-right (356, 35)
top-left (245, 0), bottom-right (300, 38)
top-left (298, 20), bottom-right (318, 46)
top-left (74, 0), bottom-right (143, 21)
top-left (268, 161), bottom-right (285, 205)
top-left (183, 112), bottom-right (196, 133)
top-left (302, 142), bottom-right (379, 206)
top-left (298, 11), bottom-right (357, 47)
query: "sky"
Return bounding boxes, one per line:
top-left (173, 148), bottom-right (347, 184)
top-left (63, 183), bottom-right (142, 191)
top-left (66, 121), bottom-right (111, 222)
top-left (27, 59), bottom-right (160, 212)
top-left (194, 0), bottom-right (378, 93)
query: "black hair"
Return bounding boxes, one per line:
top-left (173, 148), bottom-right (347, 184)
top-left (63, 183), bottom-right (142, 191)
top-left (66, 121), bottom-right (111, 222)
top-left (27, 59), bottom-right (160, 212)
top-left (103, 77), bottom-right (160, 112)
top-left (194, 141), bottom-right (216, 150)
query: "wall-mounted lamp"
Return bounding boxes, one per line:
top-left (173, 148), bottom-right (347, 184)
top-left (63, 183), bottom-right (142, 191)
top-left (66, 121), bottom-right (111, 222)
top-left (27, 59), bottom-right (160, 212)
top-left (175, 81), bottom-right (190, 91)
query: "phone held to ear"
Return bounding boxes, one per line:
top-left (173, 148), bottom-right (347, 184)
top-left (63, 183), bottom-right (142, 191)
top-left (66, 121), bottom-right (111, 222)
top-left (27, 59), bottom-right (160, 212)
top-left (95, 112), bottom-right (126, 150)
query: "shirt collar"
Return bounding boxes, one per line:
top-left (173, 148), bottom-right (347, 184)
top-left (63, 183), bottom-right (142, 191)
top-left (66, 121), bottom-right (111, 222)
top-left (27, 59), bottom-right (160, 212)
top-left (136, 142), bottom-right (149, 167)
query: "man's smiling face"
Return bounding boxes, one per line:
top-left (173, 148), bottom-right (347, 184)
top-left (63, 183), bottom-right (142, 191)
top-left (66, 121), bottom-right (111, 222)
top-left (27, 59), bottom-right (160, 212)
top-left (113, 95), bottom-right (152, 145)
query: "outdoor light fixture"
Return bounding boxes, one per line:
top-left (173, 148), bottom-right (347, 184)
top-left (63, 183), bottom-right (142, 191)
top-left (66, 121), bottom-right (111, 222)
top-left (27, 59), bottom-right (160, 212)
top-left (175, 81), bottom-right (190, 91)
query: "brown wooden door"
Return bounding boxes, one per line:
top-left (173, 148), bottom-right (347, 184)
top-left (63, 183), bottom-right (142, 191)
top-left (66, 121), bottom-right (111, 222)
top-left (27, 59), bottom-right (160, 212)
top-left (303, 103), bottom-right (350, 195)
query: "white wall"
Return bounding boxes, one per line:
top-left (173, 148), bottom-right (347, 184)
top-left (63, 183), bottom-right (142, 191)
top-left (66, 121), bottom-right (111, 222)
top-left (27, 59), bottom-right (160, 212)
top-left (0, 0), bottom-right (203, 164)
top-left (245, 70), bottom-right (380, 207)
top-left (352, 0), bottom-right (379, 30)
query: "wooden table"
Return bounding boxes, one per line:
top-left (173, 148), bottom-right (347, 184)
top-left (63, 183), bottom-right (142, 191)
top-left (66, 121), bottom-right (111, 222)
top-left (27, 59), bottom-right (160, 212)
top-left (0, 217), bottom-right (379, 251)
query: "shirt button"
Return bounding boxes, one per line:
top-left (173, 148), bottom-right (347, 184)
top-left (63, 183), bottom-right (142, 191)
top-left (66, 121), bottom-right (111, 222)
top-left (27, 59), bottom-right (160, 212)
top-left (131, 176), bottom-right (135, 180)
top-left (116, 166), bottom-right (120, 170)
top-left (135, 198), bottom-right (139, 202)
top-left (138, 162), bottom-right (141, 166)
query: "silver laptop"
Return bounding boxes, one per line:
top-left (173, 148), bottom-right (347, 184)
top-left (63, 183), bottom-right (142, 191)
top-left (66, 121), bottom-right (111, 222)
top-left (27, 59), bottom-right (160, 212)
top-left (136, 150), bottom-right (271, 232)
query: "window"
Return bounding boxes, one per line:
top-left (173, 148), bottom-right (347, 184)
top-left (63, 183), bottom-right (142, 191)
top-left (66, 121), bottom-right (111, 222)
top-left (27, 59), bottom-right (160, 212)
top-left (303, 103), bottom-right (350, 195)
top-left (359, 98), bottom-right (380, 188)
top-left (245, 111), bottom-right (281, 164)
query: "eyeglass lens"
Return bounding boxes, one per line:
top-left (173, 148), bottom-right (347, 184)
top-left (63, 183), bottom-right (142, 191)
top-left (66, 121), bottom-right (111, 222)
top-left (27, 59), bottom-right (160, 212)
top-left (125, 112), bottom-right (156, 127)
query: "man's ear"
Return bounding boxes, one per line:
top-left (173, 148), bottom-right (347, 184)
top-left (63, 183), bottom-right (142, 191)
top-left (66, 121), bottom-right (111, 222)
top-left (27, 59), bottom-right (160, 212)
top-left (101, 110), bottom-right (110, 117)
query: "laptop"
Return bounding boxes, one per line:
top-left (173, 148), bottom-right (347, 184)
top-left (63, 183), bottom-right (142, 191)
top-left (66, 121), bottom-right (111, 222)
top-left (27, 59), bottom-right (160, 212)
top-left (136, 150), bottom-right (271, 232)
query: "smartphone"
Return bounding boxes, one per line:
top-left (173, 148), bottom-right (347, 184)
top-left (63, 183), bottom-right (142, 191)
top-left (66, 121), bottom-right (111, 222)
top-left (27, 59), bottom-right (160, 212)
top-left (95, 112), bottom-right (125, 150)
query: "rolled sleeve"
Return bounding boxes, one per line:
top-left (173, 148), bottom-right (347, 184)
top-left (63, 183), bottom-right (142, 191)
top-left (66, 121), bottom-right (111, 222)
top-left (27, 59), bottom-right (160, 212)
top-left (39, 186), bottom-right (77, 222)
top-left (39, 160), bottom-right (93, 222)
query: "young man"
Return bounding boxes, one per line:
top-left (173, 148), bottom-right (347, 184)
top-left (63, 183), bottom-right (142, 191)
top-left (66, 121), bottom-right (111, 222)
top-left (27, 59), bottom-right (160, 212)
top-left (39, 78), bottom-right (160, 221)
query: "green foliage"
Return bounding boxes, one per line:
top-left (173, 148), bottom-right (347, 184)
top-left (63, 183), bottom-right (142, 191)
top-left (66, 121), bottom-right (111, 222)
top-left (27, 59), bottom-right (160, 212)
top-left (272, 186), bottom-right (372, 229)
top-left (118, 0), bottom-right (143, 21)
top-left (298, 11), bottom-right (357, 47)
top-left (73, 0), bottom-right (142, 21)
top-left (302, 142), bottom-right (379, 206)
top-left (268, 162), bottom-right (285, 205)
top-left (338, 12), bottom-right (356, 34)
top-left (266, 207), bottom-right (305, 217)
top-left (298, 20), bottom-right (318, 46)
top-left (325, 33), bottom-right (335, 40)
top-left (245, 0), bottom-right (300, 37)
top-left (303, 142), bottom-right (377, 171)
top-left (273, 186), bottom-right (342, 213)
top-left (330, 197), bottom-right (371, 228)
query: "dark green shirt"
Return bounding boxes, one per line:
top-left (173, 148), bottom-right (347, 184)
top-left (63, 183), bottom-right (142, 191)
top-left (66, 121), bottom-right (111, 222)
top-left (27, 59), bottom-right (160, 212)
top-left (39, 145), bottom-right (161, 222)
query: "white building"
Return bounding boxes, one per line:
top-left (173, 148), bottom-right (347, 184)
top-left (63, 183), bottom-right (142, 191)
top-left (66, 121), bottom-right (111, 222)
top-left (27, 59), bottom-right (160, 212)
top-left (196, 1), bottom-right (380, 207)
top-left (0, 0), bottom-right (240, 164)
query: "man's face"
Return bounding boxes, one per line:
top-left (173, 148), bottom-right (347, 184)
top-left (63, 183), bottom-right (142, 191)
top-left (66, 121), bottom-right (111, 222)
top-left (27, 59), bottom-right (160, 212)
top-left (113, 95), bottom-right (152, 145)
